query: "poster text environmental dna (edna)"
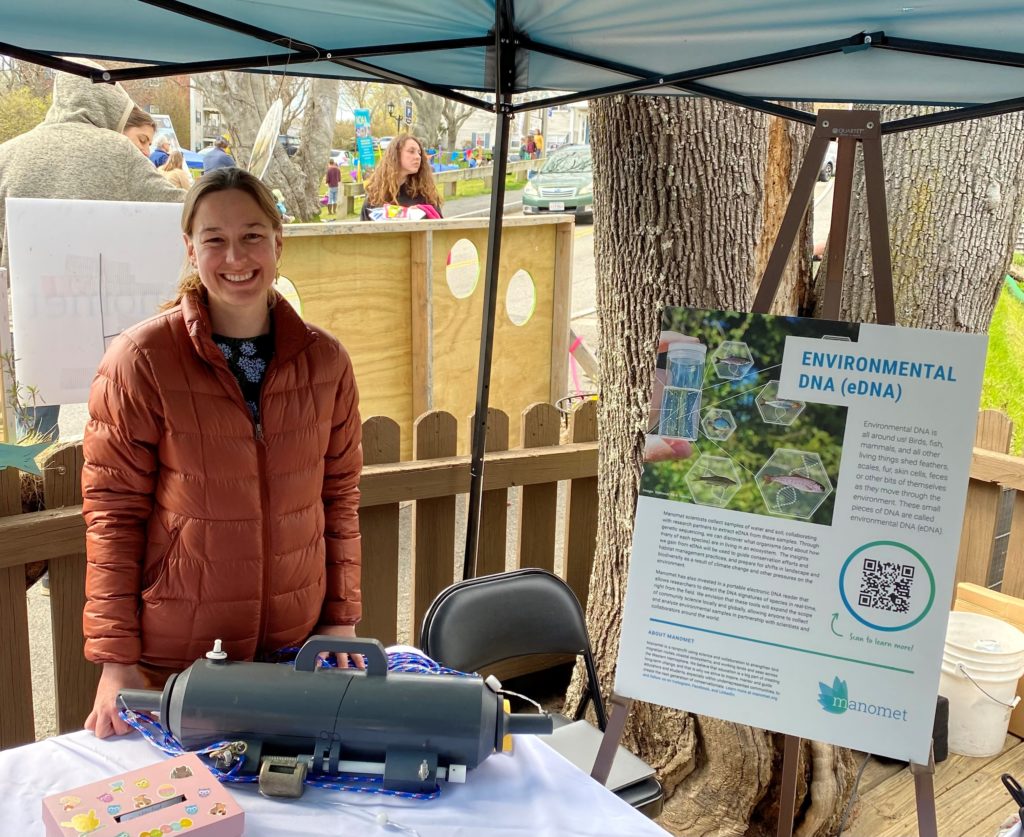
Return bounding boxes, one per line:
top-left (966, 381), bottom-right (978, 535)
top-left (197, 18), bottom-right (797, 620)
top-left (616, 308), bottom-right (987, 763)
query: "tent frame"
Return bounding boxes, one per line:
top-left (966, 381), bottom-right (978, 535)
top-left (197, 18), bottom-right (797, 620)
top-left (5, 3), bottom-right (1020, 831)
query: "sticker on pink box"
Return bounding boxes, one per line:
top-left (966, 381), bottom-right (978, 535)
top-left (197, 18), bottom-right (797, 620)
top-left (42, 752), bottom-right (244, 837)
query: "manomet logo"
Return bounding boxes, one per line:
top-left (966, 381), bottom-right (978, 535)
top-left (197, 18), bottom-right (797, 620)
top-left (818, 676), bottom-right (909, 722)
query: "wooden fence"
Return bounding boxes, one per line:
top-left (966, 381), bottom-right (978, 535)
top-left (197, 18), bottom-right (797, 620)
top-left (0, 401), bottom-right (598, 751)
top-left (5, 404), bottom-right (1024, 752)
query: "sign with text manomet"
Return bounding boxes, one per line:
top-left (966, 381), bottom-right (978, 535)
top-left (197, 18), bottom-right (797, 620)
top-left (616, 308), bottom-right (987, 763)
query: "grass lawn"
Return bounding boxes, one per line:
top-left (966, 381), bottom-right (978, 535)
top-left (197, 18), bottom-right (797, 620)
top-left (981, 277), bottom-right (1024, 453)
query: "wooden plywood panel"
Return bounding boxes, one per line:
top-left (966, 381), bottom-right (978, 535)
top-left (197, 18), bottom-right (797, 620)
top-left (281, 231), bottom-right (415, 458)
top-left (358, 417), bottom-right (401, 646)
top-left (430, 224), bottom-right (561, 454)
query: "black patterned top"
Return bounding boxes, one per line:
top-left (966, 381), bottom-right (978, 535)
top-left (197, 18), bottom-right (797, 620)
top-left (212, 333), bottom-right (275, 422)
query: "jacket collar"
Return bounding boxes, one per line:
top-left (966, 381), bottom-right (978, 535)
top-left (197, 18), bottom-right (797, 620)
top-left (181, 290), bottom-right (317, 366)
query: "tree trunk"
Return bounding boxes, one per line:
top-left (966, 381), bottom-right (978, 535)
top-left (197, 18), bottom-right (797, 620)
top-left (822, 105), bottom-right (1024, 332)
top-left (193, 73), bottom-right (339, 222)
top-left (569, 94), bottom-right (855, 836)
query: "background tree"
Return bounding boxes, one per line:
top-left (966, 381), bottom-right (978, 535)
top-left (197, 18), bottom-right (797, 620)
top-left (194, 71), bottom-right (339, 221)
top-left (567, 93), bottom-right (853, 837)
top-left (0, 86), bottom-right (50, 144)
top-left (404, 87), bottom-right (475, 149)
top-left (576, 94), bottom-right (1024, 836)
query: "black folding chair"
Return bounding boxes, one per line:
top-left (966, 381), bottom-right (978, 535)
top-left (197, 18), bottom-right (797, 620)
top-left (420, 568), bottom-right (663, 818)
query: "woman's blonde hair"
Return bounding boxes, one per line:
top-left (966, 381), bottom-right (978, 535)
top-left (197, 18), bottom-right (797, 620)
top-left (164, 149), bottom-right (184, 171)
top-left (364, 135), bottom-right (442, 208)
top-left (163, 167), bottom-right (282, 310)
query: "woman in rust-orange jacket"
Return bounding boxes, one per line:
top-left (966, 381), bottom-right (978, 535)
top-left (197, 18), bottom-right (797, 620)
top-left (82, 167), bottom-right (363, 738)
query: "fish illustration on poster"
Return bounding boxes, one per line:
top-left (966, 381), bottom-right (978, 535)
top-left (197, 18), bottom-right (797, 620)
top-left (0, 440), bottom-right (48, 476)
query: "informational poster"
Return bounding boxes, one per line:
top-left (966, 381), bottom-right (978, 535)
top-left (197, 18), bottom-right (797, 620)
top-left (6, 198), bottom-right (183, 404)
top-left (616, 308), bottom-right (987, 763)
top-left (354, 108), bottom-right (375, 171)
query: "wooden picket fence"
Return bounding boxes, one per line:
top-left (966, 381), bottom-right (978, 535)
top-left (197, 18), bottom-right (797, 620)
top-left (0, 401), bottom-right (598, 751)
top-left (4, 404), bottom-right (1024, 752)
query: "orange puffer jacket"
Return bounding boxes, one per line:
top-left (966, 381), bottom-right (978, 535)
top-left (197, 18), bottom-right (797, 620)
top-left (82, 291), bottom-right (362, 671)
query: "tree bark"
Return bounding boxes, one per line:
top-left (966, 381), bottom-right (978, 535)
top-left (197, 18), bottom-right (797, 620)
top-left (821, 105), bottom-right (1024, 332)
top-left (570, 94), bottom-right (855, 836)
top-left (193, 73), bottom-right (339, 222)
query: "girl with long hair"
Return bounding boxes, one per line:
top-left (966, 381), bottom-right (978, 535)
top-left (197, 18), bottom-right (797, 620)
top-left (360, 135), bottom-right (443, 221)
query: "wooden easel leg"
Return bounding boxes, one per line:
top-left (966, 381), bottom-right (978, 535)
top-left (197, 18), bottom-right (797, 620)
top-left (860, 128), bottom-right (896, 325)
top-left (777, 734), bottom-right (801, 837)
top-left (910, 745), bottom-right (938, 837)
top-left (591, 692), bottom-right (632, 785)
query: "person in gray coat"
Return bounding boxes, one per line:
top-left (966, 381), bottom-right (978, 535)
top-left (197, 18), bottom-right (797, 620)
top-left (0, 61), bottom-right (186, 439)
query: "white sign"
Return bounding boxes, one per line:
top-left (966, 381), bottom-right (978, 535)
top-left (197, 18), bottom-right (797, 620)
top-left (616, 308), bottom-right (987, 764)
top-left (6, 198), bottom-right (184, 404)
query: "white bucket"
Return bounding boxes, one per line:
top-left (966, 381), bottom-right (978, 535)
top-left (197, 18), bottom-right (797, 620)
top-left (940, 612), bottom-right (1024, 757)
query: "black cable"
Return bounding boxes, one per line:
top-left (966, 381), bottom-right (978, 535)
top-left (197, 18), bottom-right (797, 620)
top-left (836, 751), bottom-right (872, 837)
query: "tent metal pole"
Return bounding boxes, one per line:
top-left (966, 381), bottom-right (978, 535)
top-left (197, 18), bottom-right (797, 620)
top-left (883, 95), bottom-right (1024, 133)
top-left (97, 37), bottom-right (492, 84)
top-left (463, 9), bottom-right (515, 580)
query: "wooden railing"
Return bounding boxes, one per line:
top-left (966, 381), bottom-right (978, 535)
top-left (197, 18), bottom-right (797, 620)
top-left (6, 404), bottom-right (1024, 751)
top-left (957, 409), bottom-right (1024, 596)
top-left (0, 401), bottom-right (597, 750)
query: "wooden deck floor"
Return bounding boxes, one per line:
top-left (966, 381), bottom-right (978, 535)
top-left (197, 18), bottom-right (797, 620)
top-left (846, 735), bottom-right (1024, 837)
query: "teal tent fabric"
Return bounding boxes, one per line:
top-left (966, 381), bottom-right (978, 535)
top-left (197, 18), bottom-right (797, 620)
top-left (3, 1), bottom-right (1024, 108)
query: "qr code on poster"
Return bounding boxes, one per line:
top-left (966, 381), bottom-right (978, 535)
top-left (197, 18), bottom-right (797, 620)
top-left (858, 558), bottom-right (915, 613)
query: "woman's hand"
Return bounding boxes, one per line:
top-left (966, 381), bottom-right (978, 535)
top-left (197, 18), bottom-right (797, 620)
top-left (85, 662), bottom-right (147, 739)
top-left (314, 623), bottom-right (367, 670)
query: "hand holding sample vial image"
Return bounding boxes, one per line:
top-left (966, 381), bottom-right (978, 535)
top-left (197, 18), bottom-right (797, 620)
top-left (645, 331), bottom-right (704, 462)
top-left (660, 340), bottom-right (706, 440)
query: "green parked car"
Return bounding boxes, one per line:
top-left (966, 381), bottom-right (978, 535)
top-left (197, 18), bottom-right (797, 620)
top-left (522, 144), bottom-right (593, 219)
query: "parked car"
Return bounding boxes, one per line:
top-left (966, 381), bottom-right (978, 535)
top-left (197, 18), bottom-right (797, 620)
top-left (819, 139), bottom-right (837, 182)
top-left (521, 144), bottom-right (593, 220)
top-left (330, 148), bottom-right (351, 166)
top-left (378, 136), bottom-right (394, 152)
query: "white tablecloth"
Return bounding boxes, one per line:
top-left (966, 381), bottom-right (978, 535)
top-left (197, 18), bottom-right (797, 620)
top-left (0, 730), bottom-right (671, 836)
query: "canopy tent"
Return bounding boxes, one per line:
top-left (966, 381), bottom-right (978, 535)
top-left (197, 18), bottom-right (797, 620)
top-left (4, 0), bottom-right (1024, 568)
top-left (6, 1), bottom-right (1024, 127)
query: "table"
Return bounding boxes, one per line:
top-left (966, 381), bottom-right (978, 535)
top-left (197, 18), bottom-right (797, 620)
top-left (0, 730), bottom-right (672, 836)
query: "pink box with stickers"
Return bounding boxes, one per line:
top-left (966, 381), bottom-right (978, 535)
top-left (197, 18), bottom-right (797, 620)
top-left (42, 752), bottom-right (244, 837)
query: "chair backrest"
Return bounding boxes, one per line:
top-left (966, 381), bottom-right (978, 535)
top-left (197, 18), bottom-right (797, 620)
top-left (420, 569), bottom-right (607, 727)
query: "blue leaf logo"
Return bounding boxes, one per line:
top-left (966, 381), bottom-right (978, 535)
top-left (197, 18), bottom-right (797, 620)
top-left (818, 676), bottom-right (849, 714)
